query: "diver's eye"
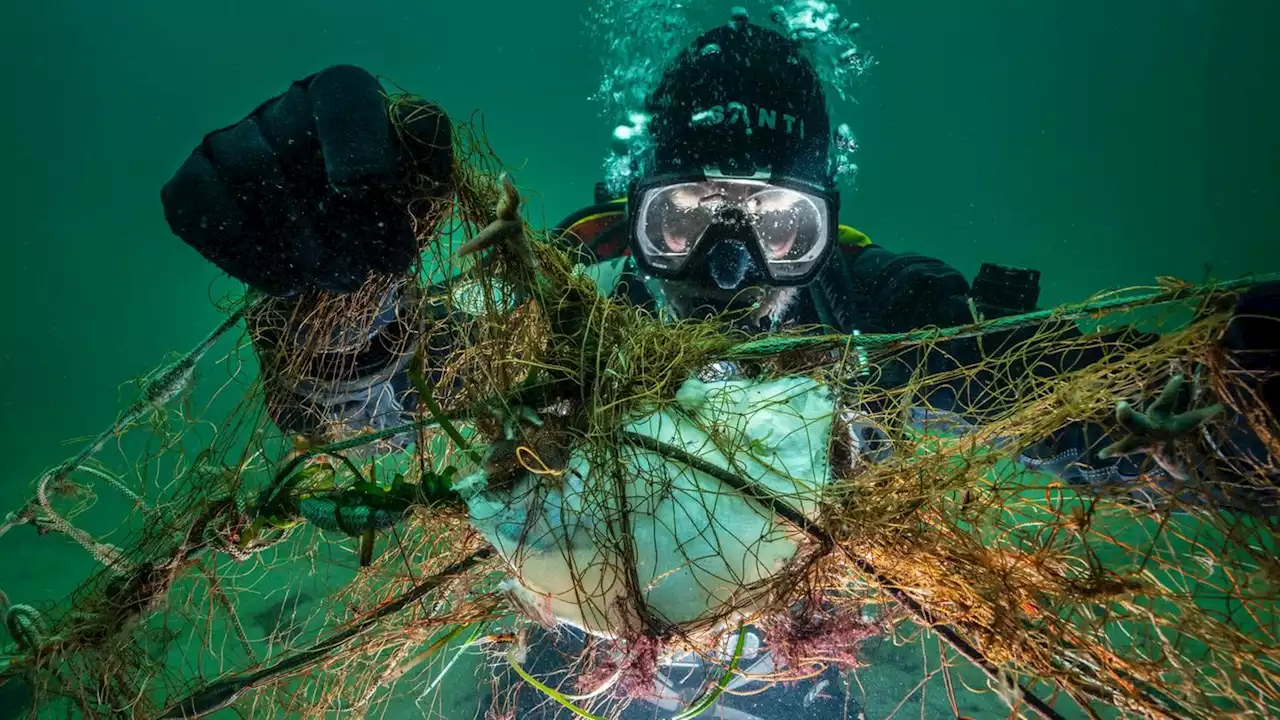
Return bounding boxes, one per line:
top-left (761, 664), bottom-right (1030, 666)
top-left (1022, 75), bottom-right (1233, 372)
top-left (750, 193), bottom-right (800, 214)
top-left (699, 192), bottom-right (728, 210)
top-left (668, 187), bottom-right (704, 210)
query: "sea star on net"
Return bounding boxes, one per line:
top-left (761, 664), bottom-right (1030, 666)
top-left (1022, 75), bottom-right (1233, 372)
top-left (1099, 374), bottom-right (1223, 480)
top-left (455, 172), bottom-right (527, 261)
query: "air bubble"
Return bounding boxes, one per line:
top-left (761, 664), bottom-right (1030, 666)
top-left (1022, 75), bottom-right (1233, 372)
top-left (768, 0), bottom-right (873, 102)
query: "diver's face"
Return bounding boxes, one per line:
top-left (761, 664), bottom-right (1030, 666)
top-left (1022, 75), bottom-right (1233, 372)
top-left (648, 184), bottom-right (791, 322)
top-left (630, 173), bottom-right (835, 312)
top-left (654, 276), bottom-right (767, 313)
top-left (647, 275), bottom-right (799, 331)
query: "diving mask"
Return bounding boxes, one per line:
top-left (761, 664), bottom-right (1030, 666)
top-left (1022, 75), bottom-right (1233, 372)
top-left (628, 171), bottom-right (837, 288)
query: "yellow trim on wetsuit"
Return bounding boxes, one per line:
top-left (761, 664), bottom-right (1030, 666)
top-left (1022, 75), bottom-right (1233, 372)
top-left (838, 225), bottom-right (872, 247)
top-left (561, 199), bottom-right (626, 237)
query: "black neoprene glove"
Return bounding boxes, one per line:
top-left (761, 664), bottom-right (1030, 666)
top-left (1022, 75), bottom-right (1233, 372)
top-left (161, 65), bottom-right (453, 298)
top-left (1224, 280), bottom-right (1280, 415)
top-left (840, 247), bottom-right (972, 333)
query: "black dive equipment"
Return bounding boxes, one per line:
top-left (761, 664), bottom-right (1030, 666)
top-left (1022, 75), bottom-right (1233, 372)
top-left (629, 171), bottom-right (837, 288)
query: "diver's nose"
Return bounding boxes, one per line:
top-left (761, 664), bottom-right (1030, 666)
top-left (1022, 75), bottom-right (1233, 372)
top-left (713, 204), bottom-right (749, 225)
top-left (707, 238), bottom-right (751, 290)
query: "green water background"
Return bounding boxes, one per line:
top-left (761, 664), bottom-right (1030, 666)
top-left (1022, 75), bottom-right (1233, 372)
top-left (0, 1), bottom-right (1277, 717)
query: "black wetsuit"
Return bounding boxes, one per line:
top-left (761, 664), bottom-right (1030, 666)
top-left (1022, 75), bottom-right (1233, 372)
top-left (160, 65), bottom-right (1278, 508)
top-left (156, 63), bottom-right (1280, 720)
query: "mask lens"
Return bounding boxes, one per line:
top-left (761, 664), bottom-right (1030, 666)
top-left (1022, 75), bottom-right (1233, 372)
top-left (745, 188), bottom-right (828, 279)
top-left (636, 183), bottom-right (717, 270)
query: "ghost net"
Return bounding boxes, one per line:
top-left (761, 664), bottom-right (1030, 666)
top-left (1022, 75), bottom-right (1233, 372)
top-left (1, 102), bottom-right (1278, 719)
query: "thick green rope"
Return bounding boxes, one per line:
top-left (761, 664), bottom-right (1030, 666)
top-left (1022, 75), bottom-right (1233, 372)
top-left (724, 273), bottom-right (1279, 359)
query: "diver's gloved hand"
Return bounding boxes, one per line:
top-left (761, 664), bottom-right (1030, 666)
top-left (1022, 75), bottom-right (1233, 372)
top-left (1224, 281), bottom-right (1280, 414)
top-left (840, 247), bottom-right (973, 333)
top-left (161, 65), bottom-right (453, 298)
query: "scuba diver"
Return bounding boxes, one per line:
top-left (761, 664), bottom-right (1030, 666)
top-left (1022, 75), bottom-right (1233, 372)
top-left (159, 13), bottom-right (1279, 718)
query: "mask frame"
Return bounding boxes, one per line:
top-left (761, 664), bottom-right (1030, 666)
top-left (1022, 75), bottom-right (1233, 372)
top-left (626, 169), bottom-right (840, 287)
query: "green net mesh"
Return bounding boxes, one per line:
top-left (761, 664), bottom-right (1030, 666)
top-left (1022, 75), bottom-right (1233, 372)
top-left (1, 104), bottom-right (1278, 720)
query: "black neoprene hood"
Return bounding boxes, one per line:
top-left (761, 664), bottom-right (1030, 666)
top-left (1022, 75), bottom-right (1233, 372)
top-left (640, 23), bottom-right (833, 187)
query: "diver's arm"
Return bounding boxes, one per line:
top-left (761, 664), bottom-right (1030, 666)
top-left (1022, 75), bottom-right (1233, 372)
top-left (917, 279), bottom-right (1280, 506)
top-left (838, 246), bottom-right (1141, 480)
top-left (844, 248), bottom-right (1279, 506)
top-left (161, 65), bottom-right (454, 444)
top-left (245, 289), bottom-right (431, 447)
top-left (820, 244), bottom-right (973, 336)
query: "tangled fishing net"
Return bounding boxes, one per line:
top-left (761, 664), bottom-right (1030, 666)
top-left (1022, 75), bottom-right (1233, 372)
top-left (1, 102), bottom-right (1278, 720)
